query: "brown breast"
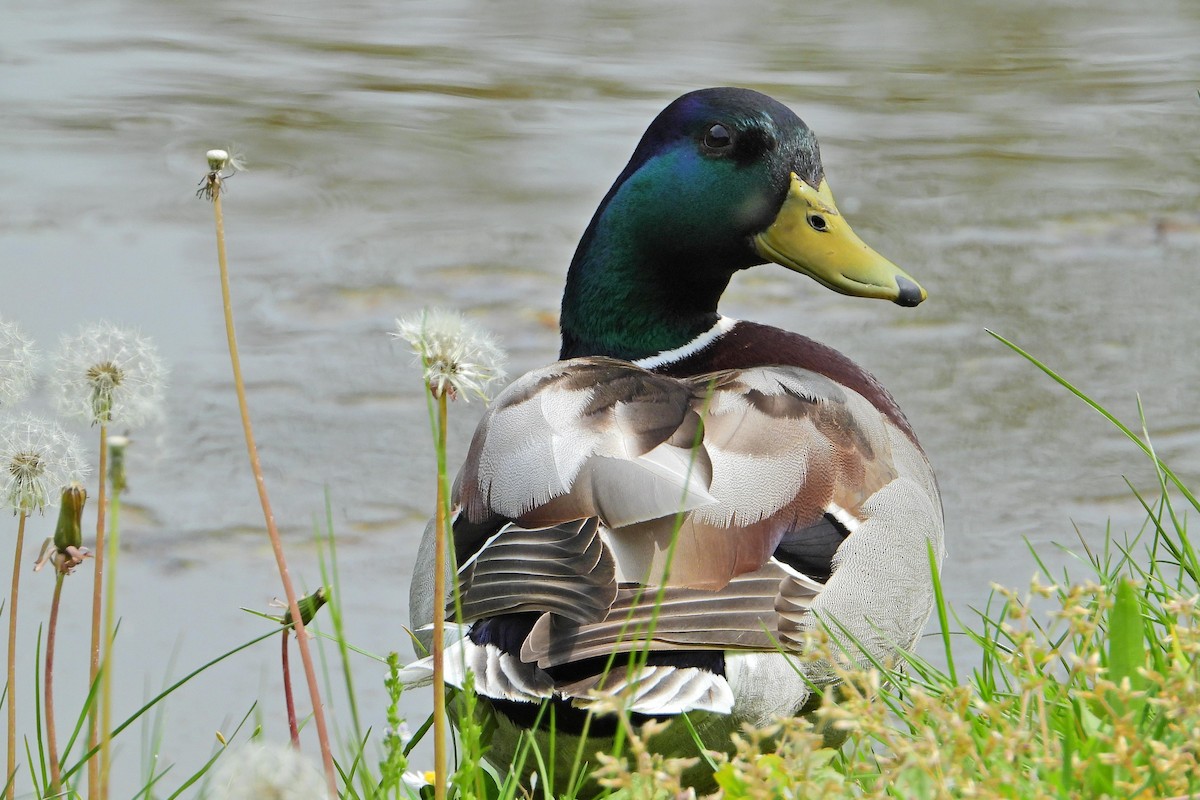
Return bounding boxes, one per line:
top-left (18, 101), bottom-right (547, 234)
top-left (654, 321), bottom-right (920, 446)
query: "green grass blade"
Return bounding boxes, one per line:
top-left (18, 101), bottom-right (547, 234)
top-left (680, 712), bottom-right (719, 771)
top-left (130, 763), bottom-right (172, 800)
top-left (317, 488), bottom-right (366, 738)
top-left (32, 628), bottom-right (47, 792)
top-left (59, 659), bottom-right (104, 772)
top-left (1107, 578), bottom-right (1147, 696)
top-left (60, 629), bottom-right (278, 784)
top-left (986, 330), bottom-right (1200, 513)
top-left (403, 713), bottom-right (434, 758)
top-left (927, 539), bottom-right (956, 685)
top-left (163, 704), bottom-right (256, 800)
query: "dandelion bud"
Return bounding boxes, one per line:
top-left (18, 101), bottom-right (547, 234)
top-left (282, 587), bottom-right (328, 627)
top-left (53, 483), bottom-right (87, 551)
top-left (207, 149), bottom-right (230, 171)
top-left (32, 481), bottom-right (89, 573)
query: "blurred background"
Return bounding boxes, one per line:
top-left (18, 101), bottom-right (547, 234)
top-left (3, 0), bottom-right (1199, 794)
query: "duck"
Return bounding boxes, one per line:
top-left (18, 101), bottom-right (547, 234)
top-left (406, 86), bottom-right (944, 792)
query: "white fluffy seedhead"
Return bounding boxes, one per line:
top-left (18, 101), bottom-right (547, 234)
top-left (393, 308), bottom-right (507, 402)
top-left (0, 317), bottom-right (39, 408)
top-left (209, 742), bottom-right (326, 800)
top-left (0, 413), bottom-right (88, 514)
top-left (53, 321), bottom-right (167, 427)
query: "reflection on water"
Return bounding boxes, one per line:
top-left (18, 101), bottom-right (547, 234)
top-left (3, 0), bottom-right (1200, 792)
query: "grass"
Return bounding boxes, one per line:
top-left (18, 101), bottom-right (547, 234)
top-left (612, 339), bottom-right (1200, 800)
top-left (2, 155), bottom-right (1197, 796)
top-left (361, 333), bottom-right (1200, 800)
top-left (4, 320), bottom-right (1199, 798)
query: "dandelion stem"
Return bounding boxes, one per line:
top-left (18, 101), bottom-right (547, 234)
top-left (5, 511), bottom-right (28, 800)
top-left (394, 308), bottom-right (504, 800)
top-left (87, 422), bottom-right (108, 800)
top-left (210, 176), bottom-right (336, 796)
top-left (46, 572), bottom-right (66, 794)
top-left (432, 390), bottom-right (448, 800)
top-left (99, 472), bottom-right (121, 799)
top-left (282, 631), bottom-right (299, 748)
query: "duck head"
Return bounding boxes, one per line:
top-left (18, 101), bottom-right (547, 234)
top-left (560, 87), bottom-right (925, 361)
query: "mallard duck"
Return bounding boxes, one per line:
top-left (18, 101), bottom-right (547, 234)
top-left (407, 87), bottom-right (944, 790)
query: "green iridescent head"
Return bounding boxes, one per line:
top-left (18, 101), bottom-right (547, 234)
top-left (560, 87), bottom-right (923, 360)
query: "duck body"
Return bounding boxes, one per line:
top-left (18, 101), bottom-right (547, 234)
top-left (407, 87), bottom-right (944, 792)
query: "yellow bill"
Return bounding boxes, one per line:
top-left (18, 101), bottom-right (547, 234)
top-left (754, 173), bottom-right (926, 307)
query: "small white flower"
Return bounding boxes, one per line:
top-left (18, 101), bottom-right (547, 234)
top-left (0, 413), bottom-right (88, 514)
top-left (53, 321), bottom-right (167, 427)
top-left (208, 742), bottom-right (325, 800)
top-left (402, 769), bottom-right (434, 789)
top-left (0, 317), bottom-right (39, 408)
top-left (393, 309), bottom-right (506, 402)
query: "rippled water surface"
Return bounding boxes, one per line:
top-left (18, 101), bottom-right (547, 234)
top-left (3, 0), bottom-right (1200, 793)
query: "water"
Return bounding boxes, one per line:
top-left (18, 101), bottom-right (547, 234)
top-left (3, 0), bottom-right (1199, 793)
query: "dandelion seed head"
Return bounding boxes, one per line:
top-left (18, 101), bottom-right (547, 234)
top-left (209, 742), bottom-right (325, 800)
top-left (226, 148), bottom-right (247, 173)
top-left (54, 321), bottom-right (168, 427)
top-left (206, 147), bottom-right (246, 174)
top-left (0, 317), bottom-right (39, 408)
top-left (0, 413), bottom-right (88, 514)
top-left (393, 308), bottom-right (506, 402)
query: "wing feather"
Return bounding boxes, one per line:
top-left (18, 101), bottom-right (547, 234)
top-left (521, 562), bottom-right (813, 668)
top-left (457, 518), bottom-right (617, 624)
top-left (442, 358), bottom-right (912, 664)
top-left (561, 665), bottom-right (735, 715)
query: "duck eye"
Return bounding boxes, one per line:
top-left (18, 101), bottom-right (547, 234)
top-left (807, 213), bottom-right (829, 232)
top-left (703, 123), bottom-right (733, 150)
